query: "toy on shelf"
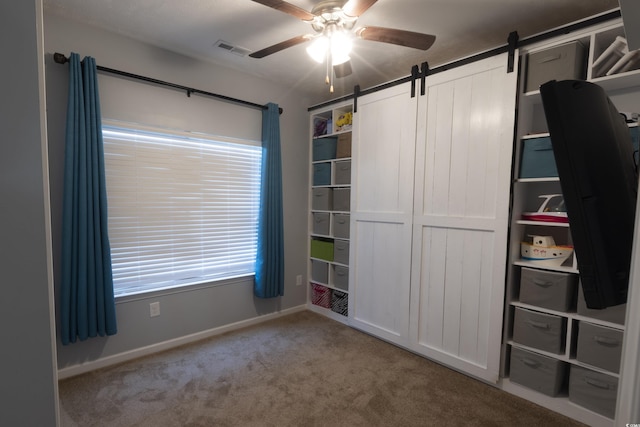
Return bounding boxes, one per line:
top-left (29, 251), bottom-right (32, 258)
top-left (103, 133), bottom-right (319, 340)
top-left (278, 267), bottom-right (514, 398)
top-left (521, 235), bottom-right (573, 267)
top-left (335, 112), bottom-right (352, 132)
top-left (313, 117), bottom-right (328, 137)
top-left (521, 194), bottom-right (568, 223)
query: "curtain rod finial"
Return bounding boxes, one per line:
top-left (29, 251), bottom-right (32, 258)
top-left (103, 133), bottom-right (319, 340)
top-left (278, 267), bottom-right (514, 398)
top-left (54, 52), bottom-right (68, 64)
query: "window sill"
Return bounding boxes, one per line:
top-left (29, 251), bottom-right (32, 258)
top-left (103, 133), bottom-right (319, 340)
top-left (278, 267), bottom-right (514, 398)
top-left (114, 273), bottom-right (255, 304)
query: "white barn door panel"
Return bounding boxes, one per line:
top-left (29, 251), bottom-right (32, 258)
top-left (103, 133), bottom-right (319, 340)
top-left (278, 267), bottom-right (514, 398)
top-left (410, 53), bottom-right (518, 382)
top-left (349, 82), bottom-right (417, 345)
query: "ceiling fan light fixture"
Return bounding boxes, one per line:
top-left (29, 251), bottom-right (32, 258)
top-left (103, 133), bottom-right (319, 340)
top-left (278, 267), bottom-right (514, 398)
top-left (306, 36), bottom-right (329, 63)
top-left (330, 31), bottom-right (353, 64)
top-left (306, 31), bottom-right (352, 64)
top-left (250, 0), bottom-right (435, 93)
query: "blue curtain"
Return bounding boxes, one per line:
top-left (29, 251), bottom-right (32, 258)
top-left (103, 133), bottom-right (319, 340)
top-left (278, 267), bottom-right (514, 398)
top-left (60, 53), bottom-right (117, 344)
top-left (254, 103), bottom-right (285, 298)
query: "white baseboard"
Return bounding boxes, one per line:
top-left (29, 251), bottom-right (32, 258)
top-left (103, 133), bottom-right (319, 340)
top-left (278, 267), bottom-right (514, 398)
top-left (58, 305), bottom-right (307, 380)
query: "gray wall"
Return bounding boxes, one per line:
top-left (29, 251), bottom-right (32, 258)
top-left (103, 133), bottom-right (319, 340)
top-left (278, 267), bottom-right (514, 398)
top-left (43, 14), bottom-right (310, 372)
top-left (0, 1), bottom-right (59, 425)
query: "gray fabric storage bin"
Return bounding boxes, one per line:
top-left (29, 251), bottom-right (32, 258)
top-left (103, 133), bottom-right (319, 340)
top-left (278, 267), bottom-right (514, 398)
top-left (576, 322), bottom-right (624, 373)
top-left (569, 365), bottom-right (618, 419)
top-left (333, 239), bottom-right (349, 265)
top-left (512, 307), bottom-right (566, 354)
top-left (519, 267), bottom-right (577, 311)
top-left (333, 265), bottom-right (349, 291)
top-left (336, 132), bottom-right (352, 158)
top-left (333, 188), bottom-right (350, 212)
top-left (312, 188), bottom-right (332, 211)
top-left (311, 259), bottom-right (328, 284)
top-left (577, 283), bottom-right (626, 325)
top-left (510, 346), bottom-right (567, 396)
top-left (334, 160), bottom-right (351, 185)
top-left (333, 214), bottom-right (350, 238)
top-left (313, 162), bottom-right (331, 186)
top-left (525, 41), bottom-right (585, 92)
top-left (312, 212), bottom-right (330, 236)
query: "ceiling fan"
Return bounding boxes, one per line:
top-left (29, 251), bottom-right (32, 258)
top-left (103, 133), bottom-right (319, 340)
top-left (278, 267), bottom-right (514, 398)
top-left (249, 0), bottom-right (436, 92)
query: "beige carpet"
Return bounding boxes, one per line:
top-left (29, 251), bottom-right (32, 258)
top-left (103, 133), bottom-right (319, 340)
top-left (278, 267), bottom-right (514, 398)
top-left (59, 310), bottom-right (584, 426)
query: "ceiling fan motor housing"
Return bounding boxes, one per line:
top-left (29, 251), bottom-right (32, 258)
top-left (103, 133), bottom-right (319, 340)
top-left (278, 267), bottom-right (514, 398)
top-left (311, 1), bottom-right (358, 33)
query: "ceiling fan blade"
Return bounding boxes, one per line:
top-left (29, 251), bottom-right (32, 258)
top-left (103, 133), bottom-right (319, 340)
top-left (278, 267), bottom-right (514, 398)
top-left (342, 0), bottom-right (378, 17)
top-left (250, 0), bottom-right (315, 21)
top-left (334, 60), bottom-right (353, 78)
top-left (249, 35), bottom-right (311, 58)
top-left (356, 26), bottom-right (436, 50)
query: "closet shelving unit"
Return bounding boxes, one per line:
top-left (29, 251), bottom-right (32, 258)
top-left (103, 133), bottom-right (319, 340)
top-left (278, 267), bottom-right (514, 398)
top-left (501, 19), bottom-right (639, 427)
top-left (307, 102), bottom-right (353, 323)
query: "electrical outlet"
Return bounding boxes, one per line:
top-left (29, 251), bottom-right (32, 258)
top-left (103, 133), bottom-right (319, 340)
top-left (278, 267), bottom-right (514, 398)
top-left (296, 274), bottom-right (302, 286)
top-left (149, 301), bottom-right (160, 317)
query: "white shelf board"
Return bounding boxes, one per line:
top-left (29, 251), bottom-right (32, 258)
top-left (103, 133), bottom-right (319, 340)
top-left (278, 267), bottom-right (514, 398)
top-left (516, 177), bottom-right (560, 183)
top-left (513, 260), bottom-right (579, 274)
top-left (516, 220), bottom-right (570, 227)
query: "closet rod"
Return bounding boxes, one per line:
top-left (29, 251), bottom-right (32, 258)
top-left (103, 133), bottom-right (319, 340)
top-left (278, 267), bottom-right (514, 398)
top-left (52, 52), bottom-right (283, 115)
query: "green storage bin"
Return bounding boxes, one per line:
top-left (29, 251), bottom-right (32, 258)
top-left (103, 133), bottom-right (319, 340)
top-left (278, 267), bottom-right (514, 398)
top-left (310, 238), bottom-right (334, 261)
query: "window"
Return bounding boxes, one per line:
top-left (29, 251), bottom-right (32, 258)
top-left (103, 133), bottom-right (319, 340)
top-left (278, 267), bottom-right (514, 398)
top-left (102, 124), bottom-right (262, 297)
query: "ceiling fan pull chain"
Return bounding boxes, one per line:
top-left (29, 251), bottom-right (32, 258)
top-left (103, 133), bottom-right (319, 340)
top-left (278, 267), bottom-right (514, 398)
top-left (330, 57), bottom-right (335, 93)
top-left (325, 47), bottom-right (330, 85)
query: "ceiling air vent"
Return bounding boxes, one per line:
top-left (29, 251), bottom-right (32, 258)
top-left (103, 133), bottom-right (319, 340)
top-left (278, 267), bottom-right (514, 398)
top-left (214, 40), bottom-right (251, 57)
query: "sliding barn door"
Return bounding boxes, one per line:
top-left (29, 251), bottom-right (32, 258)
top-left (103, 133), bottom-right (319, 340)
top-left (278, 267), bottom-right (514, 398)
top-left (349, 82), bottom-right (417, 345)
top-left (410, 53), bottom-right (518, 382)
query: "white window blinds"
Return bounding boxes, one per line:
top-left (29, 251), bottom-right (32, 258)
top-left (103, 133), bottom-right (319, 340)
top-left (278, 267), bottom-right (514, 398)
top-left (102, 125), bottom-right (262, 297)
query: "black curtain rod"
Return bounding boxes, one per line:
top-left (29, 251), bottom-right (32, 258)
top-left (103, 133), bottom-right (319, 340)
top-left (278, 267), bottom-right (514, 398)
top-left (308, 9), bottom-right (622, 112)
top-left (53, 52), bottom-right (283, 115)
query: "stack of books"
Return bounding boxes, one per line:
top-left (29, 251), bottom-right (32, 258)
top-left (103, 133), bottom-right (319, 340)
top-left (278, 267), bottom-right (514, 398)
top-left (592, 36), bottom-right (640, 77)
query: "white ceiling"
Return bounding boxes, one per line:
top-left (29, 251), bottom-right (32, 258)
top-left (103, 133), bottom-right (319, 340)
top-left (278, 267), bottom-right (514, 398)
top-left (43, 0), bottom-right (620, 105)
